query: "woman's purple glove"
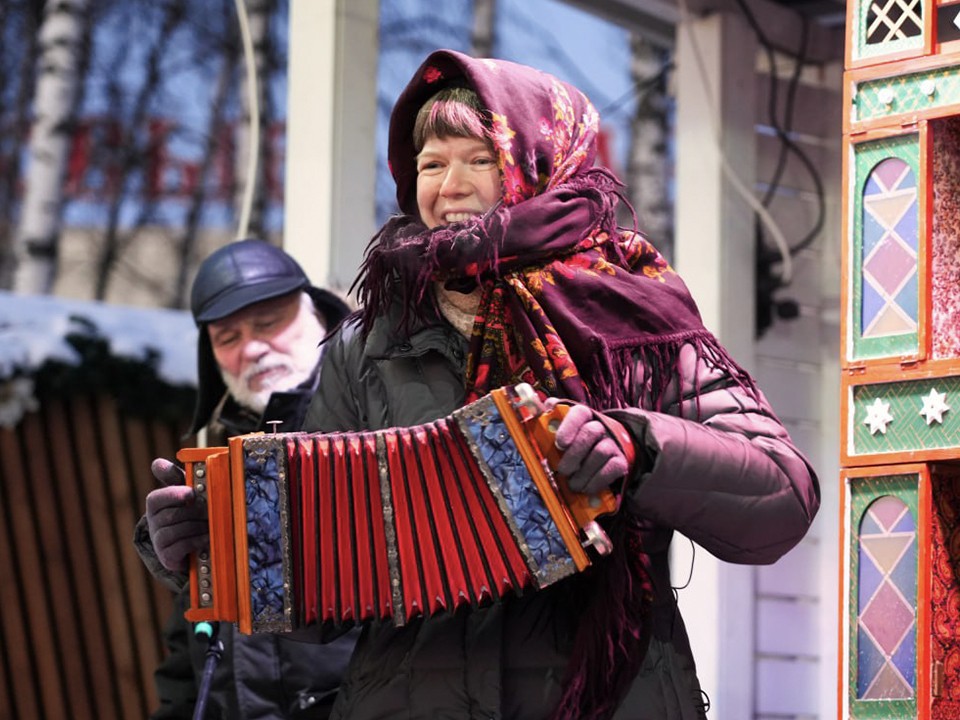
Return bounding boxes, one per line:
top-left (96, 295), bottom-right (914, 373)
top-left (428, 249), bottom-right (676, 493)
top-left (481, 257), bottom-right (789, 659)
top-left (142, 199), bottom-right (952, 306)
top-left (145, 458), bottom-right (208, 573)
top-left (554, 404), bottom-right (636, 495)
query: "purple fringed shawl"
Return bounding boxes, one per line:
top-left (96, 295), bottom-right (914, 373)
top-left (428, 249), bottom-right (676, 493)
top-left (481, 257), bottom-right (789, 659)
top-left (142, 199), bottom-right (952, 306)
top-left (356, 49), bottom-right (755, 719)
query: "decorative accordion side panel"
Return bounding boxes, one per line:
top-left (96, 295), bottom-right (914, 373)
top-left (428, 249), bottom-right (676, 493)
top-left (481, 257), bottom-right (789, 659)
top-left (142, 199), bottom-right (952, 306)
top-left (929, 467), bottom-right (960, 716)
top-left (931, 116), bottom-right (960, 359)
top-left (240, 435), bottom-right (295, 634)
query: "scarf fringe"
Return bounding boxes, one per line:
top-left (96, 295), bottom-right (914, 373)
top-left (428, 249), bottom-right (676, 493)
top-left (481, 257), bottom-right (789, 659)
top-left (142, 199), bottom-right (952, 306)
top-left (353, 207), bottom-right (512, 337)
top-left (585, 331), bottom-right (760, 414)
top-left (550, 514), bottom-right (653, 720)
top-left (564, 167), bottom-right (634, 252)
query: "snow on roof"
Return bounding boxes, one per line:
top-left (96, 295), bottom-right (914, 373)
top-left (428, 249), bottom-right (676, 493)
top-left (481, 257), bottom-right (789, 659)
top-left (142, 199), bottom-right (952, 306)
top-left (0, 291), bottom-right (198, 387)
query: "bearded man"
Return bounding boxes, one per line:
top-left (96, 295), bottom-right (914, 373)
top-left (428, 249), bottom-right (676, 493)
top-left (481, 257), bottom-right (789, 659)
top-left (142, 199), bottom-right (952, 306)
top-left (134, 239), bottom-right (357, 719)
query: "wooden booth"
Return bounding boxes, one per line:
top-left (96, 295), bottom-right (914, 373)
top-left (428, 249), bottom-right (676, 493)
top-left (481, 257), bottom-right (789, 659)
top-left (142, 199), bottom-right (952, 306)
top-left (841, 0), bottom-right (960, 715)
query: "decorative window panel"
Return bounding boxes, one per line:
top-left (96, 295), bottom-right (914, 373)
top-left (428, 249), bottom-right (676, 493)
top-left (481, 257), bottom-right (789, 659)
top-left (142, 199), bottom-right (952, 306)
top-left (853, 0), bottom-right (925, 62)
top-left (848, 475), bottom-right (919, 718)
top-left (849, 376), bottom-right (959, 459)
top-left (854, 67), bottom-right (960, 123)
top-left (851, 135), bottom-right (921, 361)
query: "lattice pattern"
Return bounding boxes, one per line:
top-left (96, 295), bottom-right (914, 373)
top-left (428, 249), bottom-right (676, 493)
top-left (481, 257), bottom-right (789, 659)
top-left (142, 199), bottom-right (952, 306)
top-left (857, 495), bottom-right (917, 699)
top-left (862, 158), bottom-right (919, 339)
top-left (852, 377), bottom-right (960, 456)
top-left (856, 66), bottom-right (960, 123)
top-left (854, 0), bottom-right (925, 62)
top-left (866, 0), bottom-right (923, 44)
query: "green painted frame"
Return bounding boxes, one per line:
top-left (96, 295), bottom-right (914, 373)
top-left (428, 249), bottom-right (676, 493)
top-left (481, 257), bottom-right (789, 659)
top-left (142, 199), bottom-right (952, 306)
top-left (847, 473), bottom-right (920, 719)
top-left (852, 0), bottom-right (926, 64)
top-left (851, 133), bottom-right (921, 361)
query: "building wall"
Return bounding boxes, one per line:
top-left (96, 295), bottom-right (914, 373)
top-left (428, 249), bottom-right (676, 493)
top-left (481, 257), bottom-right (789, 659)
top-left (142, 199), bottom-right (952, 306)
top-left (751, 58), bottom-right (843, 720)
top-left (52, 226), bottom-right (258, 309)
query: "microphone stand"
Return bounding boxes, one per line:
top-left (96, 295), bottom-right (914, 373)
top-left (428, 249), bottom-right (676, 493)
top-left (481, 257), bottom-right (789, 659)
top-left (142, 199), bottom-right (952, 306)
top-left (192, 621), bottom-right (223, 720)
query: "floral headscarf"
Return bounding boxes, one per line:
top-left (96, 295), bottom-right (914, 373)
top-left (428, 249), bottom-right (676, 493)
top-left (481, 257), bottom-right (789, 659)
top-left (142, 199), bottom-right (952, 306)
top-left (360, 49), bottom-right (754, 412)
top-left (389, 52), bottom-right (601, 214)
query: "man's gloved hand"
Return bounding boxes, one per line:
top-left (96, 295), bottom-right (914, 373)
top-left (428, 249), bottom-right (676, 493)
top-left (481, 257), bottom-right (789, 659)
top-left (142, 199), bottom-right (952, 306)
top-left (145, 458), bottom-right (208, 573)
top-left (554, 404), bottom-right (636, 495)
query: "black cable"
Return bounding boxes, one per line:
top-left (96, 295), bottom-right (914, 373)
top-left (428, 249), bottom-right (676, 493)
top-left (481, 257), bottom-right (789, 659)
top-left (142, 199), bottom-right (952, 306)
top-left (599, 60), bottom-right (675, 119)
top-left (761, 15), bottom-right (807, 209)
top-left (733, 0), bottom-right (826, 261)
top-left (672, 536), bottom-right (696, 592)
top-left (670, 536), bottom-right (696, 639)
top-left (193, 621), bottom-right (224, 720)
top-left (697, 689), bottom-right (712, 713)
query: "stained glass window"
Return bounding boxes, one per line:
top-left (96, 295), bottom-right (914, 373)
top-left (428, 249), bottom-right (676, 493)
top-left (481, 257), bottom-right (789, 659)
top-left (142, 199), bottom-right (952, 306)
top-left (861, 157), bottom-right (919, 340)
top-left (856, 495), bottom-right (917, 699)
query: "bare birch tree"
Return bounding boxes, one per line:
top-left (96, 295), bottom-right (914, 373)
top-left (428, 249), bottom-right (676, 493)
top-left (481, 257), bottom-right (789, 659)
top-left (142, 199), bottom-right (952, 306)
top-left (626, 33), bottom-right (674, 262)
top-left (0, 1), bottom-right (44, 289)
top-left (233, 0), bottom-right (275, 240)
top-left (93, 0), bottom-right (187, 300)
top-left (472, 0), bottom-right (496, 57)
top-left (13, 0), bottom-right (90, 294)
top-left (173, 3), bottom-right (240, 308)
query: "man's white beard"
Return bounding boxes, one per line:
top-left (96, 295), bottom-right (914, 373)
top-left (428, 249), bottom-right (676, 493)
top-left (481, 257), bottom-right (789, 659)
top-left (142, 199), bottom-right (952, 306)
top-left (221, 359), bottom-right (296, 415)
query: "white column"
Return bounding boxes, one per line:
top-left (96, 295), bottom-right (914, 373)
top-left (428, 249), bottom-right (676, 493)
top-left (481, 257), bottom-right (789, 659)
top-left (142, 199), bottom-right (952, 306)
top-left (674, 10), bottom-right (758, 720)
top-left (284, 0), bottom-right (379, 295)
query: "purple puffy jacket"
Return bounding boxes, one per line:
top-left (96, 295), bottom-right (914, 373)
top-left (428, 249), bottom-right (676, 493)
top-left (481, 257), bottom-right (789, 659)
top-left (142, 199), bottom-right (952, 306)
top-left (303, 314), bottom-right (820, 720)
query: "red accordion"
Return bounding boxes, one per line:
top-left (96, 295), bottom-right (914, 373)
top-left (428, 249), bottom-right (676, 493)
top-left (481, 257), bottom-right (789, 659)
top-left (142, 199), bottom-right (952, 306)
top-left (178, 384), bottom-right (619, 634)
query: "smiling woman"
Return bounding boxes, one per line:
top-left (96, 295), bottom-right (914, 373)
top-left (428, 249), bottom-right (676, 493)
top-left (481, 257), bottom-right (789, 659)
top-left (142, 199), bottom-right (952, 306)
top-left (304, 48), bottom-right (819, 720)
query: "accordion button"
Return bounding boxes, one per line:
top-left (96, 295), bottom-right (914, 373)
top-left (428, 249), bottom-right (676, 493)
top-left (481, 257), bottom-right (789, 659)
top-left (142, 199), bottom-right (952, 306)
top-left (200, 578), bottom-right (210, 589)
top-left (201, 592), bottom-right (211, 603)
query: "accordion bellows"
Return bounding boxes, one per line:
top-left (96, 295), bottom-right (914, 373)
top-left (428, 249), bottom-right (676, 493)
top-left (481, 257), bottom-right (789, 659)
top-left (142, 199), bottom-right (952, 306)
top-left (179, 384), bottom-right (618, 634)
